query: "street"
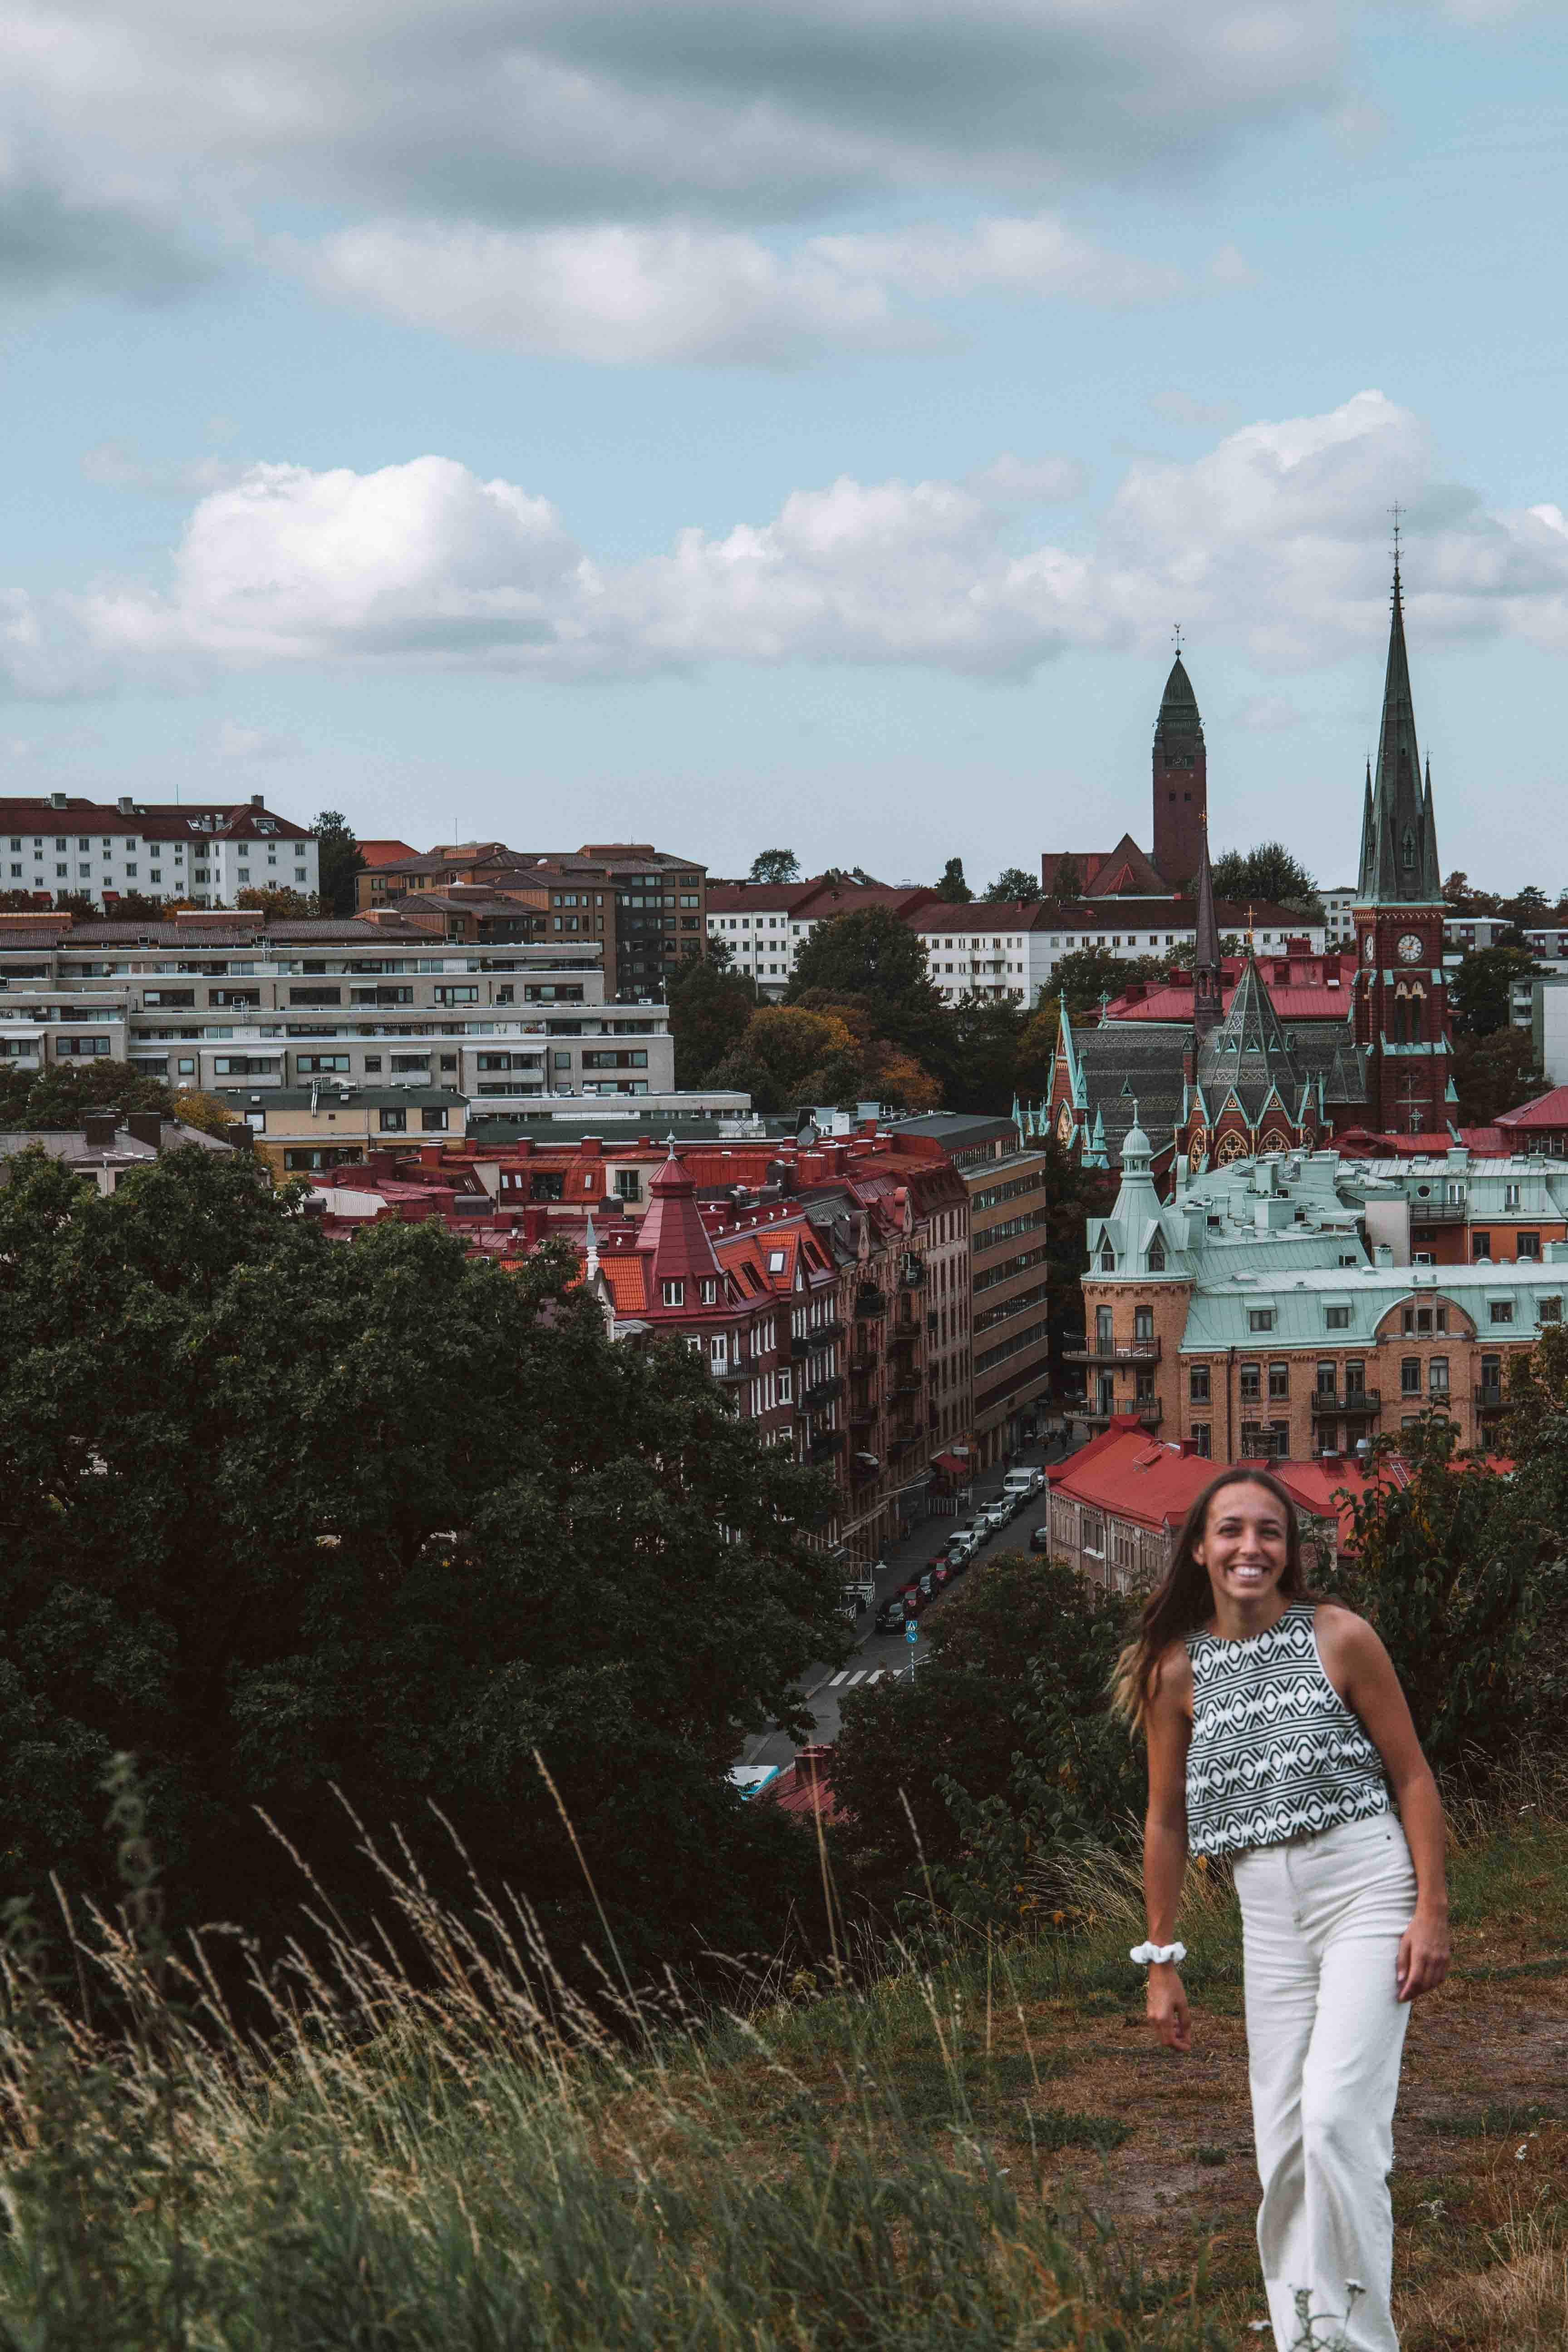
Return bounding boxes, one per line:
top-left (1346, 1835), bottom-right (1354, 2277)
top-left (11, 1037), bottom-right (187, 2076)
top-left (736, 1429), bottom-right (1078, 1776)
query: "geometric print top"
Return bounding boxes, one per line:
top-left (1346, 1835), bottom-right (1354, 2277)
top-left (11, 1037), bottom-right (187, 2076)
top-left (1184, 1601), bottom-right (1391, 1860)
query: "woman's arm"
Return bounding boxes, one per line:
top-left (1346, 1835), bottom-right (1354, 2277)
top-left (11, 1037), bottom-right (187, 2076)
top-left (1317, 1606), bottom-right (1451, 2001)
top-left (1142, 1645), bottom-right (1194, 2051)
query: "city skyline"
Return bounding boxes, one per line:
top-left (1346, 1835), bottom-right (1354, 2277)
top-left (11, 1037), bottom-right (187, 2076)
top-left (3, 2), bottom-right (1566, 889)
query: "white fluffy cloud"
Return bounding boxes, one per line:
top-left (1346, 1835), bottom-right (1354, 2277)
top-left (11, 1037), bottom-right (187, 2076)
top-left (58, 393), bottom-right (1568, 694)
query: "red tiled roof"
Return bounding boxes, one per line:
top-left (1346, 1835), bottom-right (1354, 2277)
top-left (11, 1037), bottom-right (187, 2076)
top-left (1498, 1087), bottom-right (1568, 1129)
top-left (757, 1745), bottom-right (842, 1822)
top-left (358, 838), bottom-right (420, 865)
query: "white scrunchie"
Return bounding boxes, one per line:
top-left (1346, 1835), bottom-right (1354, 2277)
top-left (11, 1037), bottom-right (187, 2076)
top-left (1130, 1940), bottom-right (1187, 1967)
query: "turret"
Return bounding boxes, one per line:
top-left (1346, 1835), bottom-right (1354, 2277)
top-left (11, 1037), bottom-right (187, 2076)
top-left (1151, 650), bottom-right (1207, 887)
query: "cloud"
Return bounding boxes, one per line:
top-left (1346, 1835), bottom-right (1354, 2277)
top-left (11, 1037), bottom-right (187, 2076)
top-left (0, 165), bottom-right (218, 302)
top-left (218, 719), bottom-right (295, 759)
top-left (81, 441), bottom-right (243, 496)
top-left (49, 393), bottom-right (1568, 696)
top-left (300, 209), bottom-right (1235, 364)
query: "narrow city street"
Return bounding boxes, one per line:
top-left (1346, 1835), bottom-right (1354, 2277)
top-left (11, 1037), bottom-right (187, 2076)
top-left (736, 1431), bottom-right (1078, 1777)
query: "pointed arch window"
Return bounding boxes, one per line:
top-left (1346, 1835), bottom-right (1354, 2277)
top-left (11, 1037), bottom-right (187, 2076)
top-left (1401, 825), bottom-right (1417, 869)
top-left (1099, 1238), bottom-right (1116, 1271)
top-left (1148, 1232), bottom-right (1166, 1272)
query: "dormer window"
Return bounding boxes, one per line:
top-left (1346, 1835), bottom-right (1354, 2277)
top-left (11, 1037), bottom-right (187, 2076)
top-left (1099, 1239), bottom-right (1115, 1271)
top-left (700, 1278), bottom-right (717, 1304)
top-left (1148, 1233), bottom-right (1165, 1272)
top-left (662, 1279), bottom-right (684, 1306)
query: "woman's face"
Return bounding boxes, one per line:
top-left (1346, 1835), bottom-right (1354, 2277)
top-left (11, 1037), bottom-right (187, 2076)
top-left (1194, 1481), bottom-right (1291, 1609)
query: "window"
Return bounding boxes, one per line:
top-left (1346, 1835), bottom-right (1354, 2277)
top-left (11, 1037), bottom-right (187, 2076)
top-left (662, 1279), bottom-right (685, 1306)
top-left (1192, 1424), bottom-right (1211, 1458)
top-left (379, 1108), bottom-right (407, 1133)
top-left (1472, 1231), bottom-right (1492, 1261)
top-left (1325, 1305), bottom-right (1351, 1329)
top-left (1504, 1182), bottom-right (1520, 1210)
top-left (1096, 1304), bottom-right (1114, 1345)
top-left (1239, 1361), bottom-right (1261, 1403)
top-left (1429, 1357), bottom-right (1449, 1395)
top-left (1541, 1296), bottom-right (1562, 1323)
top-left (420, 1107), bottom-right (448, 1132)
top-left (1134, 1305), bottom-right (1153, 1340)
top-left (1517, 1232), bottom-right (1541, 1260)
top-left (391, 1055), bottom-right (429, 1073)
top-left (296, 1055), bottom-right (351, 1074)
top-left (55, 1036), bottom-right (112, 1056)
top-left (1248, 1307), bottom-right (1275, 1332)
top-left (433, 985), bottom-right (478, 1006)
top-left (1189, 1363), bottom-right (1210, 1403)
top-left (613, 1169), bottom-right (642, 1202)
top-left (1268, 1362), bottom-right (1289, 1401)
top-left (1401, 1357), bottom-right (1421, 1395)
top-left (290, 987), bottom-right (341, 1007)
top-left (1489, 1300), bottom-right (1514, 1325)
top-left (1316, 1361), bottom-right (1336, 1396)
top-left (142, 989), bottom-right (195, 1008)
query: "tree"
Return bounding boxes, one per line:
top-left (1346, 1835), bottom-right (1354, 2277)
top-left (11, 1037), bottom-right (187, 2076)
top-left (1047, 946), bottom-right (1170, 1017)
top-left (1049, 856), bottom-right (1084, 903)
top-left (0, 1061), bottom-right (175, 1132)
top-left (981, 868), bottom-right (1042, 904)
top-left (831, 1552), bottom-right (1140, 1926)
top-left (0, 1149), bottom-right (849, 1980)
top-left (1450, 1028), bottom-right (1541, 1126)
top-left (747, 849), bottom-right (800, 884)
top-left (933, 858), bottom-right (972, 903)
top-left (664, 951), bottom-right (757, 1087)
top-left (1208, 843), bottom-right (1319, 911)
top-left (1449, 944), bottom-right (1538, 1038)
top-left (172, 1090), bottom-right (240, 1139)
top-left (786, 908), bottom-right (948, 1060)
top-left (237, 886), bottom-right (326, 919)
top-left (942, 995), bottom-right (1025, 1115)
top-left (314, 810), bottom-right (366, 918)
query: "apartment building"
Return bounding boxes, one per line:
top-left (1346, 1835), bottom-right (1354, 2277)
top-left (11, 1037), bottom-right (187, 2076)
top-left (1076, 1123), bottom-right (1566, 1462)
top-left (0, 910), bottom-right (675, 1117)
top-left (0, 794), bottom-right (317, 911)
top-left (706, 879), bottom-right (1325, 1005)
top-left (359, 841), bottom-right (708, 999)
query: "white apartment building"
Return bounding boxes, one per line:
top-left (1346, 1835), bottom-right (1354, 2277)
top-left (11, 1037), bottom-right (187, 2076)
top-left (0, 794), bottom-right (317, 910)
top-left (1322, 888), bottom-right (1357, 946)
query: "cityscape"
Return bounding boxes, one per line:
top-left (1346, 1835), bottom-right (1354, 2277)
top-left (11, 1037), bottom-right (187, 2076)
top-left (0, 0), bottom-right (1564, 2342)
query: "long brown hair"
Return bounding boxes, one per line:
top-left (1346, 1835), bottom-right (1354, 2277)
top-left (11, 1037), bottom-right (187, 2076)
top-left (1111, 1466), bottom-right (1309, 1729)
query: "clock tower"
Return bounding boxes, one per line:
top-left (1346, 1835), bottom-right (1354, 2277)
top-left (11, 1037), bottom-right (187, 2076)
top-left (1352, 556), bottom-right (1452, 1135)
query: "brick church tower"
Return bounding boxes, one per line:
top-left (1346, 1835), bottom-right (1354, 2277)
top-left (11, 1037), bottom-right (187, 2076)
top-left (1352, 558), bottom-right (1452, 1135)
top-left (1151, 651), bottom-right (1208, 887)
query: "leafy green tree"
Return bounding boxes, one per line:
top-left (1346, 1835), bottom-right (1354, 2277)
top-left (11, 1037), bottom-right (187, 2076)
top-left (236, 886), bottom-right (325, 919)
top-left (0, 1149), bottom-right (848, 1977)
top-left (785, 908), bottom-right (949, 1064)
top-left (1209, 842), bottom-right (1318, 909)
top-left (1449, 944), bottom-right (1539, 1037)
top-left (831, 1553), bottom-right (1139, 1926)
top-left (1047, 946), bottom-right (1170, 1017)
top-left (1451, 1028), bottom-right (1542, 1125)
top-left (313, 810), bottom-right (366, 918)
top-left (941, 995), bottom-right (1025, 1115)
top-left (0, 1061), bottom-right (175, 1132)
top-left (664, 950), bottom-right (757, 1086)
top-left (747, 849), bottom-right (800, 884)
top-left (981, 868), bottom-right (1041, 904)
top-left (172, 1089), bottom-right (239, 1139)
top-left (1049, 856), bottom-right (1084, 903)
top-left (932, 858), bottom-right (972, 903)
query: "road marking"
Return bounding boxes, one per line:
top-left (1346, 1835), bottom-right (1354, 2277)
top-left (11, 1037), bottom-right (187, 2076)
top-left (828, 1670), bottom-right (849, 1686)
top-left (844, 1669), bottom-right (867, 1687)
top-left (865, 1670), bottom-right (883, 1684)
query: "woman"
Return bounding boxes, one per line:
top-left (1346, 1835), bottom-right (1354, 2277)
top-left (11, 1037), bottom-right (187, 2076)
top-left (1116, 1468), bottom-right (1450, 2352)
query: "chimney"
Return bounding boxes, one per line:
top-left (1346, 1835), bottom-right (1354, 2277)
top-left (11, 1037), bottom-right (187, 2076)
top-left (118, 796), bottom-right (135, 818)
top-left (251, 793), bottom-right (264, 808)
top-left (49, 792), bottom-right (67, 811)
top-left (126, 1111), bottom-right (162, 1149)
top-left (83, 1110), bottom-right (119, 1149)
top-left (225, 1123), bottom-right (254, 1152)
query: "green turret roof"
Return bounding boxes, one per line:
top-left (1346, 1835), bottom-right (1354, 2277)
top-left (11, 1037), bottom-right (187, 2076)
top-left (1357, 562), bottom-right (1442, 904)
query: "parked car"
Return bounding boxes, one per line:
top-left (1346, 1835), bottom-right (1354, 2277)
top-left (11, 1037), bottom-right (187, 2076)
top-left (982, 1501), bottom-right (1012, 1534)
top-left (1001, 1470), bottom-right (1036, 1507)
top-left (917, 1568), bottom-right (940, 1600)
top-left (1028, 1523), bottom-right (1051, 1553)
top-left (875, 1596), bottom-right (909, 1634)
top-left (901, 1581), bottom-right (925, 1613)
top-left (929, 1561), bottom-right (951, 1590)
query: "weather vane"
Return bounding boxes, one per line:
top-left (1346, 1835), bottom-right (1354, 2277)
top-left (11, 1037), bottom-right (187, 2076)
top-left (1172, 621), bottom-right (1183, 655)
top-left (1391, 501), bottom-right (1402, 578)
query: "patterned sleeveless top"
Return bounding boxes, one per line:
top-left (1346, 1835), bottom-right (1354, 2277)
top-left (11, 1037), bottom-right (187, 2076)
top-left (1184, 1601), bottom-right (1391, 1859)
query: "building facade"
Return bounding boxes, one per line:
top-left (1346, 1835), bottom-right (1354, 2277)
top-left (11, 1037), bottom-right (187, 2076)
top-left (0, 795), bottom-right (317, 910)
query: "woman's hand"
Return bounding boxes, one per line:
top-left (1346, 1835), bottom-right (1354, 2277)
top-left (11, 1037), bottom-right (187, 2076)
top-left (1146, 1962), bottom-right (1192, 2051)
top-left (1396, 1906), bottom-right (1450, 2002)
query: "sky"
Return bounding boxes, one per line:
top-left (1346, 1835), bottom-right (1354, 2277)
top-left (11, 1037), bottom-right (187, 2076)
top-left (3, 0), bottom-right (1567, 892)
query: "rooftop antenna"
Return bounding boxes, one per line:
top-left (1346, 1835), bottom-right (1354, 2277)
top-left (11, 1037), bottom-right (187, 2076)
top-left (1172, 621), bottom-right (1182, 655)
top-left (1390, 501), bottom-right (1402, 593)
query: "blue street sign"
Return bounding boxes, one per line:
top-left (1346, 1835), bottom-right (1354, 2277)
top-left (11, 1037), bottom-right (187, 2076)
top-left (905, 1620), bottom-right (919, 1643)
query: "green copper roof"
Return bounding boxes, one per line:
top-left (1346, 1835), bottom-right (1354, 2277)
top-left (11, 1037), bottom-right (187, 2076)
top-left (1155, 653), bottom-right (1202, 735)
top-left (1357, 564), bottom-right (1442, 904)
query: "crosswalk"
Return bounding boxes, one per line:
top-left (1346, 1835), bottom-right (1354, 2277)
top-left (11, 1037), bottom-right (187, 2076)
top-left (827, 1668), bottom-right (890, 1688)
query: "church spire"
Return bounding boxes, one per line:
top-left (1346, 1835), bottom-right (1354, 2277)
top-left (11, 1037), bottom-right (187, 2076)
top-left (1192, 817), bottom-right (1223, 1035)
top-left (1357, 557), bottom-right (1441, 904)
top-left (1151, 646), bottom-right (1207, 889)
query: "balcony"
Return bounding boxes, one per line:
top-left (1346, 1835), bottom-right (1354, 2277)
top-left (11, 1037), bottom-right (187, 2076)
top-left (789, 1332), bottom-right (813, 1360)
top-left (816, 1316), bottom-right (846, 1343)
top-left (889, 1321), bottom-right (919, 1350)
top-left (1405, 1199), bottom-right (1465, 1223)
top-left (891, 1372), bottom-right (921, 1397)
top-left (1063, 1340), bottom-right (1161, 1366)
top-left (1475, 1382), bottom-right (1505, 1409)
top-left (714, 1357), bottom-right (754, 1385)
top-left (809, 1430), bottom-right (845, 1463)
top-left (1309, 1388), bottom-right (1382, 1417)
top-left (1083, 1404), bottom-right (1161, 1430)
top-left (854, 1286), bottom-right (887, 1318)
top-left (850, 1451), bottom-right (880, 1482)
top-left (848, 1401), bottom-right (875, 1428)
top-left (925, 1311), bottom-right (939, 1334)
top-left (899, 1260), bottom-right (925, 1289)
top-left (805, 1375), bottom-right (843, 1408)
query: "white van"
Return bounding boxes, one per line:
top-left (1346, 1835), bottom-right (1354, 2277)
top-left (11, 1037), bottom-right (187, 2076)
top-left (1002, 1470), bottom-right (1037, 1505)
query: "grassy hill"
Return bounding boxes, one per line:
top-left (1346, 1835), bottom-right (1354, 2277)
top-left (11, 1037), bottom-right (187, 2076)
top-left (0, 1776), bottom-right (1562, 2351)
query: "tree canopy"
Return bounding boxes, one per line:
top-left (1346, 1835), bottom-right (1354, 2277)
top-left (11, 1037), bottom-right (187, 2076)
top-left (314, 810), bottom-right (366, 918)
top-left (747, 849), bottom-right (800, 884)
top-left (1207, 842), bottom-right (1319, 911)
top-left (786, 908), bottom-right (946, 1047)
top-left (665, 949), bottom-right (758, 1087)
top-left (980, 868), bottom-right (1041, 904)
top-left (932, 858), bottom-right (972, 903)
top-left (0, 1149), bottom-right (848, 1979)
top-left (1449, 943), bottom-right (1539, 1038)
top-left (0, 1060), bottom-right (175, 1132)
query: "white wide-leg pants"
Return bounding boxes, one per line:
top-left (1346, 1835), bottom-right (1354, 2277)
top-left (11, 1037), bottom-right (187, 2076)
top-left (1231, 1812), bottom-right (1418, 2352)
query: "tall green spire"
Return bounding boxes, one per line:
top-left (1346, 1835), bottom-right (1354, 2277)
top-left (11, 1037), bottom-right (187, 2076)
top-left (1357, 558), bottom-right (1442, 904)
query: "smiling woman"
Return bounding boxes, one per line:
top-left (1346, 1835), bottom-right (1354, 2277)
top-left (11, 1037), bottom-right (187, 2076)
top-left (1117, 1466), bottom-right (1451, 2352)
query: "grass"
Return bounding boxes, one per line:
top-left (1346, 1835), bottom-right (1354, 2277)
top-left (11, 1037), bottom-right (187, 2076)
top-left (0, 1765), bottom-right (1561, 2350)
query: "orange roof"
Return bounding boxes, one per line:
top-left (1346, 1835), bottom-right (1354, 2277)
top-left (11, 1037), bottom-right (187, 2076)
top-left (1499, 1086), bottom-right (1568, 1129)
top-left (757, 1745), bottom-right (843, 1822)
top-left (357, 838), bottom-right (421, 865)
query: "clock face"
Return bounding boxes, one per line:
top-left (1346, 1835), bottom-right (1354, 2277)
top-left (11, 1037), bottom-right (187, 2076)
top-left (1363, 932), bottom-right (1376, 962)
top-left (1396, 932), bottom-right (1424, 963)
